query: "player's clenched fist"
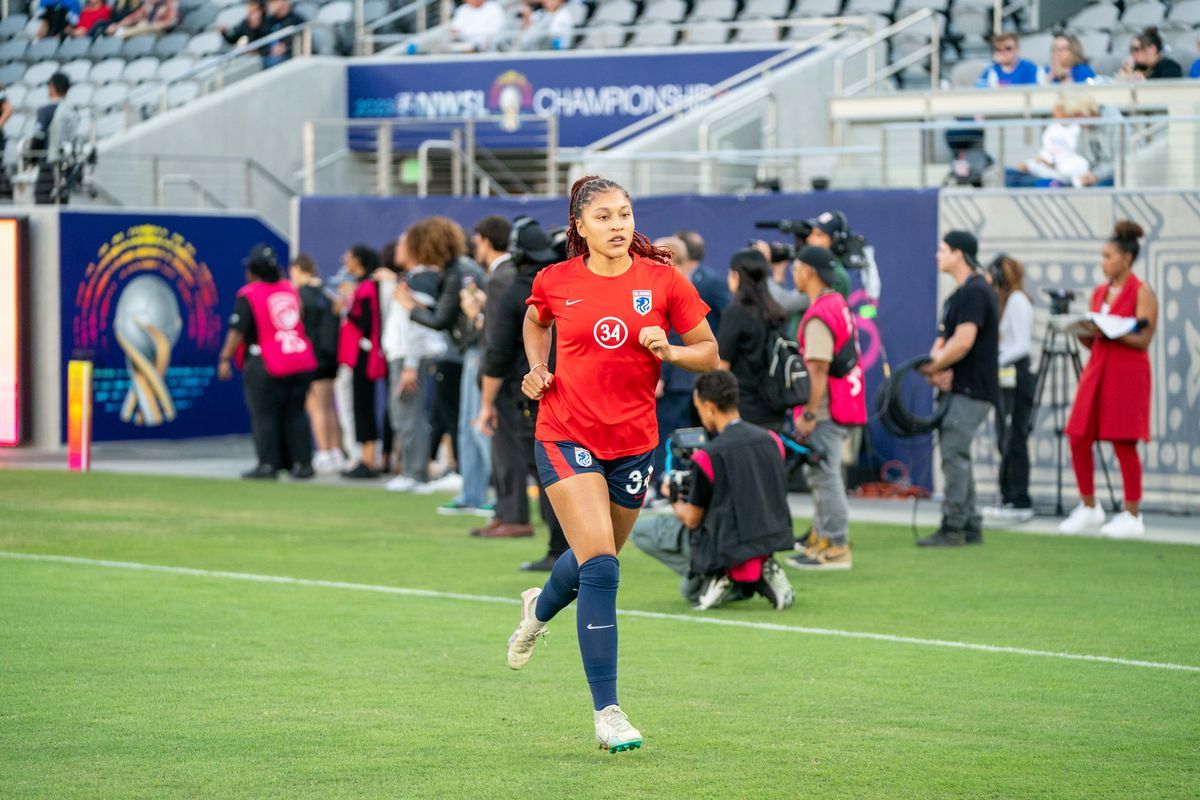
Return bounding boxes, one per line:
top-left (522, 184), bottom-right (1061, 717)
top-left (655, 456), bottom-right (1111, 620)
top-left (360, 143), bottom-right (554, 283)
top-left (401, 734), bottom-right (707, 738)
top-left (523, 364), bottom-right (554, 400)
top-left (638, 326), bottom-right (672, 361)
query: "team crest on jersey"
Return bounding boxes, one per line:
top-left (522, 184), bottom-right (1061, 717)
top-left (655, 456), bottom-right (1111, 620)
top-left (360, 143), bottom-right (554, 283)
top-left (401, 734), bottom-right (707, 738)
top-left (574, 447), bottom-right (593, 468)
top-left (632, 290), bottom-right (652, 316)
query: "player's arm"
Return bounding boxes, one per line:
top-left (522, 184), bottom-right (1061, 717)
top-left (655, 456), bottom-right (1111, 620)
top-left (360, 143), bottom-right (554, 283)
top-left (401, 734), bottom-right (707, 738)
top-left (1116, 284), bottom-right (1158, 351)
top-left (640, 319), bottom-right (718, 374)
top-left (522, 305), bottom-right (554, 400)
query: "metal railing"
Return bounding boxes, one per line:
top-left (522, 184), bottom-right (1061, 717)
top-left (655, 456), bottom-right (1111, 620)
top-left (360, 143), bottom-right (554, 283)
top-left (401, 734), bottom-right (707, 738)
top-left (355, 0), bottom-right (445, 55)
top-left (91, 152), bottom-right (296, 210)
top-left (834, 8), bottom-right (941, 96)
top-left (299, 114), bottom-right (559, 197)
top-left (877, 113), bottom-right (1196, 188)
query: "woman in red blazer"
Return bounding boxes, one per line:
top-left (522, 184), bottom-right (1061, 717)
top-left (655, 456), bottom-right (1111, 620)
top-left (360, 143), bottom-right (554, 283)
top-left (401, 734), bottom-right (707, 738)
top-left (1059, 221), bottom-right (1159, 537)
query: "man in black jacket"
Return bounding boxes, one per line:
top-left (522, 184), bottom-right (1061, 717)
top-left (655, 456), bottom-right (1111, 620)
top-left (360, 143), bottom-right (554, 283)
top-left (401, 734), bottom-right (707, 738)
top-left (264, 0), bottom-right (306, 67)
top-left (474, 219), bottom-right (568, 571)
top-left (632, 370), bottom-right (795, 610)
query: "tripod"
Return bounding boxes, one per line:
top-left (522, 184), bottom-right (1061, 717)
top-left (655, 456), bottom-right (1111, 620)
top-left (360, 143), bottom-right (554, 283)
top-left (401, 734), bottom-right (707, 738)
top-left (1031, 320), bottom-right (1117, 515)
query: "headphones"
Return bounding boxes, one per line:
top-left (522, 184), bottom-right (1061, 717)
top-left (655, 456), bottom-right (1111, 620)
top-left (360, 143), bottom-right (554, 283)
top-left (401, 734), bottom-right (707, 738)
top-left (508, 215), bottom-right (536, 265)
top-left (988, 253), bottom-right (1009, 289)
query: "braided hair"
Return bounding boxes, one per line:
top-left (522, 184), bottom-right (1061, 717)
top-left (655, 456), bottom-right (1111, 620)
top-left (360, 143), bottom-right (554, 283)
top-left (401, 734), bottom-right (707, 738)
top-left (566, 176), bottom-right (674, 265)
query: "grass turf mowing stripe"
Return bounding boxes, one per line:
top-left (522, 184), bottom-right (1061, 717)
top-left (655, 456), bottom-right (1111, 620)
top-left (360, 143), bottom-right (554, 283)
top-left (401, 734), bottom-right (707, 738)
top-left (5, 549), bottom-right (1199, 674)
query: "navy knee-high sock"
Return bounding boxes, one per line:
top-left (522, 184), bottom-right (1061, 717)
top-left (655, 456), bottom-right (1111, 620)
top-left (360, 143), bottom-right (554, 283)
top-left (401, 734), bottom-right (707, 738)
top-left (577, 554), bottom-right (620, 711)
top-left (534, 550), bottom-right (579, 623)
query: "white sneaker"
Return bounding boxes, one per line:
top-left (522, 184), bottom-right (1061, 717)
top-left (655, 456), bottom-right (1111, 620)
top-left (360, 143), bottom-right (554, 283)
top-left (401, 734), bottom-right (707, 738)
top-left (410, 481), bottom-right (436, 495)
top-left (984, 504), bottom-right (1035, 523)
top-left (1101, 510), bottom-right (1145, 538)
top-left (506, 587), bottom-right (546, 670)
top-left (594, 705), bottom-right (642, 753)
top-left (385, 475), bottom-right (417, 493)
top-left (329, 450), bottom-right (348, 472)
top-left (694, 575), bottom-right (736, 611)
top-left (425, 472), bottom-right (463, 493)
top-left (1058, 502), bottom-right (1105, 534)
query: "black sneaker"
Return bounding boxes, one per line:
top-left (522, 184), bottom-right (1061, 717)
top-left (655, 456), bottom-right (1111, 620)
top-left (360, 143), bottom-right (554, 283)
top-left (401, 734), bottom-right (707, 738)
top-left (520, 555), bottom-right (558, 572)
top-left (917, 528), bottom-right (966, 547)
top-left (289, 463), bottom-right (315, 480)
top-left (242, 465), bottom-right (278, 480)
top-left (342, 463), bottom-right (380, 480)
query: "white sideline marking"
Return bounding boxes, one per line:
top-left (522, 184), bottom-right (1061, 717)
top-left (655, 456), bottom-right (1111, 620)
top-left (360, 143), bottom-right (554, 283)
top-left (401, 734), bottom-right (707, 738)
top-left (4, 550), bottom-right (1199, 674)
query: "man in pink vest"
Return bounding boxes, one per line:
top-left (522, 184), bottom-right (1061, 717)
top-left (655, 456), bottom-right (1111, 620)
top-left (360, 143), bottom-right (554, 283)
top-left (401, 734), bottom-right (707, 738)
top-left (787, 246), bottom-right (867, 571)
top-left (218, 244), bottom-right (318, 480)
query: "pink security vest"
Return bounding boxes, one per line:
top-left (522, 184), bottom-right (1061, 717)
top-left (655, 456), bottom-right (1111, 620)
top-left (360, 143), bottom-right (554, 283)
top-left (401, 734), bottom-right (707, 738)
top-left (799, 291), bottom-right (867, 426)
top-left (235, 280), bottom-right (318, 377)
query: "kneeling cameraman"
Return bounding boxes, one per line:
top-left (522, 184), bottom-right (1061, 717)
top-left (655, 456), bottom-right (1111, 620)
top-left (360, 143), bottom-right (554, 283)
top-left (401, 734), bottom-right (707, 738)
top-left (631, 370), bottom-right (795, 611)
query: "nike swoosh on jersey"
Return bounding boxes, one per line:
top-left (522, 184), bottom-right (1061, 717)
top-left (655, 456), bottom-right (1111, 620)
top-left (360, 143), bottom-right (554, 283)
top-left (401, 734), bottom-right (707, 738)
top-left (586, 623), bottom-right (615, 630)
top-left (566, 299), bottom-right (584, 306)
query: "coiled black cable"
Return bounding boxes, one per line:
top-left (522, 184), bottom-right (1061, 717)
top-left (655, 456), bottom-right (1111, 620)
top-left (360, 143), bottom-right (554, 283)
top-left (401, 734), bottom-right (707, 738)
top-left (875, 356), bottom-right (952, 437)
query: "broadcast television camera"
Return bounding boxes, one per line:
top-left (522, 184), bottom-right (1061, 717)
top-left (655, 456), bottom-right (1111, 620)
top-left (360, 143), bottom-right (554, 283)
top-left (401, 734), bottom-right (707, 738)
top-left (1044, 287), bottom-right (1076, 316)
top-left (755, 215), bottom-right (870, 270)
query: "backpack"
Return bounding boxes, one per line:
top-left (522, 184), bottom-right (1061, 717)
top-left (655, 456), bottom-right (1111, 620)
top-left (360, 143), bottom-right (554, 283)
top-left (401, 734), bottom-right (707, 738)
top-left (762, 326), bottom-right (810, 414)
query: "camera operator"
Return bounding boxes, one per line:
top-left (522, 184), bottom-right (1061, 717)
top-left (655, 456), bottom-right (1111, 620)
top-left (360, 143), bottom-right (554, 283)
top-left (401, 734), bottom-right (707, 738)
top-left (475, 218), bottom-right (569, 570)
top-left (785, 246), bottom-right (867, 570)
top-left (803, 212), bottom-right (853, 299)
top-left (31, 73), bottom-right (80, 205)
top-left (630, 370), bottom-right (795, 611)
top-left (917, 231), bottom-right (1000, 547)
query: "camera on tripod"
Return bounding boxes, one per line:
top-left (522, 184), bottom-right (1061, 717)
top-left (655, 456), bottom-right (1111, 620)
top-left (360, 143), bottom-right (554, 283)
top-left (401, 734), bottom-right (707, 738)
top-left (1043, 288), bottom-right (1077, 316)
top-left (666, 427), bottom-right (707, 502)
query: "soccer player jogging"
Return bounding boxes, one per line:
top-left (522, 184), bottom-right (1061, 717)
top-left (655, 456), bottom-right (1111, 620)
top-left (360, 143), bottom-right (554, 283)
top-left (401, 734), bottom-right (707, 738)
top-left (505, 177), bottom-right (719, 753)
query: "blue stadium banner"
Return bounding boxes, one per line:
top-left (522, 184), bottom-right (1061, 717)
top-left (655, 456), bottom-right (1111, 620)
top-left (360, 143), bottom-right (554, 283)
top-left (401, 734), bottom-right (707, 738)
top-left (347, 47), bottom-right (788, 149)
top-left (59, 210), bottom-right (288, 442)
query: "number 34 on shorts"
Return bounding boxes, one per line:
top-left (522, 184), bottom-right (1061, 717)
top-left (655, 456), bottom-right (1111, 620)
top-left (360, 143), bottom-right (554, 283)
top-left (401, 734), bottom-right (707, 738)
top-left (534, 441), bottom-right (655, 510)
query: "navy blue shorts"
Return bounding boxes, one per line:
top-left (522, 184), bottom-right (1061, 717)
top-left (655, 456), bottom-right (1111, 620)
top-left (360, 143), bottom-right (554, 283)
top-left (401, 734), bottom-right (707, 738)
top-left (534, 440), bottom-right (655, 510)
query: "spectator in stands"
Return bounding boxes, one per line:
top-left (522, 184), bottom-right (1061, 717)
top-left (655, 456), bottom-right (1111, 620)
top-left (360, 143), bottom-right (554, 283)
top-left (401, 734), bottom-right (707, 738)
top-left (219, 0), bottom-right (269, 52)
top-left (71, 0), bottom-right (112, 36)
top-left (519, 0), bottom-right (574, 50)
top-left (290, 253), bottom-right (344, 475)
top-left (1120, 27), bottom-right (1183, 81)
top-left (382, 233), bottom-right (446, 493)
top-left (32, 73), bottom-right (80, 205)
top-left (338, 245), bottom-right (386, 480)
top-left (1045, 33), bottom-right (1096, 84)
top-left (104, 0), bottom-right (142, 33)
top-left (108, 0), bottom-right (176, 36)
top-left (394, 216), bottom-right (490, 514)
top-left (1007, 93), bottom-right (1114, 188)
top-left (674, 229), bottom-right (730, 334)
top-left (264, 0), bottom-right (306, 67)
top-left (450, 0), bottom-right (508, 52)
top-left (1190, 33), bottom-right (1200, 78)
top-left (0, 86), bottom-right (11, 201)
top-left (718, 248), bottom-right (790, 434)
top-left (37, 0), bottom-right (81, 39)
top-left (978, 32), bottom-right (1045, 87)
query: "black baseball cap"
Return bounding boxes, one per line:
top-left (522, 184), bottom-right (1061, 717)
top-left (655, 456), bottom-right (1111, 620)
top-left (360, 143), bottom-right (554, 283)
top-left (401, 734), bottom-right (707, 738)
top-left (943, 231), bottom-right (981, 269)
top-left (511, 218), bottom-right (560, 265)
top-left (797, 245), bottom-right (838, 285)
top-left (245, 243), bottom-right (280, 271)
top-left (807, 210), bottom-right (847, 237)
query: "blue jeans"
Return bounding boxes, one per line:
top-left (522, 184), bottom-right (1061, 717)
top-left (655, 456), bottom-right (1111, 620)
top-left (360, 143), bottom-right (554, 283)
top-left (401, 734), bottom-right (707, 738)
top-left (455, 347), bottom-right (492, 507)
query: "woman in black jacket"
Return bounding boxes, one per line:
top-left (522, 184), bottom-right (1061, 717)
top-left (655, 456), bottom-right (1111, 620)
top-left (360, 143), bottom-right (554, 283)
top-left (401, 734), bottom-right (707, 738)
top-left (717, 248), bottom-right (790, 433)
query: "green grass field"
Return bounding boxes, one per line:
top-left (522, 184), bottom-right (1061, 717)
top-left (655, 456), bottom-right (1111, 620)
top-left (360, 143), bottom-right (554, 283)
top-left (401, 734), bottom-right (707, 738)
top-left (1, 469), bottom-right (1198, 799)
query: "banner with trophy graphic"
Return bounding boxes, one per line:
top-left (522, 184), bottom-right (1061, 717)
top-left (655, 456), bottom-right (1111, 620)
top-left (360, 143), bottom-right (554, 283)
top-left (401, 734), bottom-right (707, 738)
top-left (59, 211), bottom-right (288, 442)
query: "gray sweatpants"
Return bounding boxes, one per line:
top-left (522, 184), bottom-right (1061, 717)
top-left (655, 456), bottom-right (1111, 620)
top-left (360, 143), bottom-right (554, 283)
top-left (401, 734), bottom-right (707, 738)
top-left (630, 514), bottom-right (703, 603)
top-left (938, 393), bottom-right (992, 533)
top-left (806, 420), bottom-right (850, 546)
top-left (388, 359), bottom-right (432, 482)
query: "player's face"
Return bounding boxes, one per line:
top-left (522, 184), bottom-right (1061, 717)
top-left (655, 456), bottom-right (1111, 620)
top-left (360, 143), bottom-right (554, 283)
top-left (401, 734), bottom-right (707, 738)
top-left (576, 189), bottom-right (633, 261)
top-left (1100, 242), bottom-right (1128, 280)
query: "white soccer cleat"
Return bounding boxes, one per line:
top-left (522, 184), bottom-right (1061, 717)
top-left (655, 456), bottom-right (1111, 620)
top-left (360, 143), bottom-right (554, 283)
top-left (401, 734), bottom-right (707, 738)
top-left (506, 587), bottom-right (546, 670)
top-left (594, 705), bottom-right (642, 753)
top-left (760, 558), bottom-right (795, 610)
top-left (1058, 502), bottom-right (1105, 534)
top-left (1100, 510), bottom-right (1145, 538)
top-left (694, 574), bottom-right (736, 611)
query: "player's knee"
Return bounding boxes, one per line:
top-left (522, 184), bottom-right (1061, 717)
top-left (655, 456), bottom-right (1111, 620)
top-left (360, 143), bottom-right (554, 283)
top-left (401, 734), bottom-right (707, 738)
top-left (578, 553), bottom-right (619, 590)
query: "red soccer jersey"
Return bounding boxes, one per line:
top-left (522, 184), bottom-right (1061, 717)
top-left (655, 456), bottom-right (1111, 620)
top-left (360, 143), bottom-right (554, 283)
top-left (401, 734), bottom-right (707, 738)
top-left (527, 254), bottom-right (711, 459)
